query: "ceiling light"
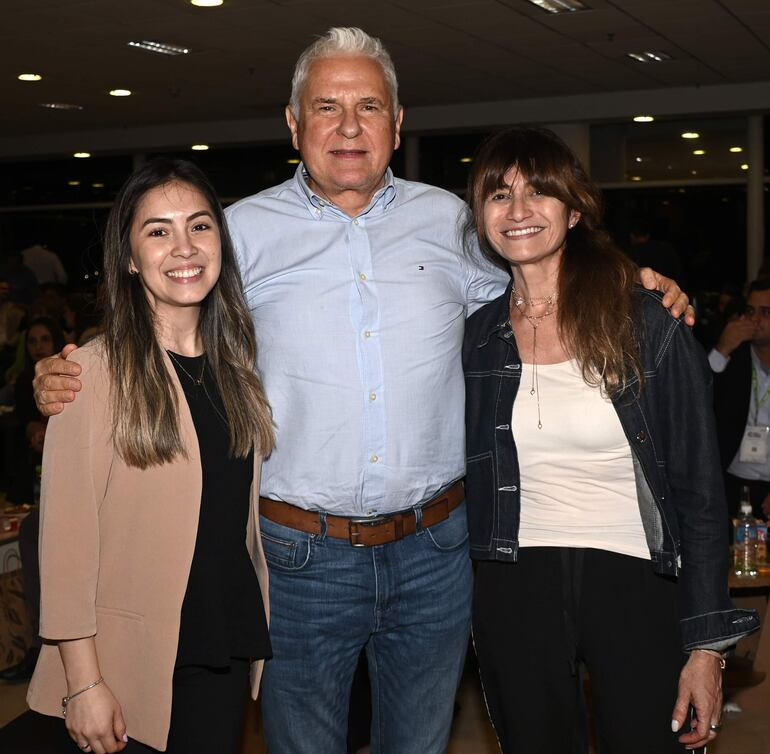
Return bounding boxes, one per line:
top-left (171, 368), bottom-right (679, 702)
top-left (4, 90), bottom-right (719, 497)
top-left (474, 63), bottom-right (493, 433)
top-left (109, 89), bottom-right (132, 97)
top-left (633, 115), bottom-right (654, 123)
top-left (729, 146), bottom-right (743, 153)
top-left (460, 157), bottom-right (473, 163)
top-left (191, 144), bottom-right (209, 151)
top-left (67, 180), bottom-right (81, 186)
top-left (92, 182), bottom-right (105, 188)
top-left (631, 176), bottom-right (642, 181)
top-left (692, 150), bottom-right (705, 156)
top-left (190, 0), bottom-right (223, 6)
top-left (286, 158), bottom-right (301, 165)
top-left (39, 102), bottom-right (83, 110)
top-left (691, 170), bottom-right (698, 175)
top-left (741, 164), bottom-right (749, 170)
top-left (681, 132), bottom-right (699, 139)
top-left (635, 157), bottom-right (643, 163)
top-left (18, 73), bottom-right (42, 81)
top-left (73, 152), bottom-right (91, 159)
top-left (525, 0), bottom-right (588, 13)
top-left (128, 40), bottom-right (190, 56)
top-left (627, 51), bottom-right (672, 63)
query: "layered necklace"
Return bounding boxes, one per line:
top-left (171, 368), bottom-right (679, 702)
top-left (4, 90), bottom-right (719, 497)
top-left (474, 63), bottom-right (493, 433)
top-left (510, 285), bottom-right (557, 430)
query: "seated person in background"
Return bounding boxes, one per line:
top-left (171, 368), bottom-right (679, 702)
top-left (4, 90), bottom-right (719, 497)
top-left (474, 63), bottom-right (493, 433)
top-left (710, 278), bottom-right (770, 519)
top-left (628, 218), bottom-right (685, 285)
top-left (6, 316), bottom-right (65, 503)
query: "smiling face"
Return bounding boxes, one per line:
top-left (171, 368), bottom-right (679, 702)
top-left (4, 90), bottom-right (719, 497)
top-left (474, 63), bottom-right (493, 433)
top-left (128, 180), bottom-right (221, 324)
top-left (482, 167), bottom-right (580, 272)
top-left (285, 54), bottom-right (403, 215)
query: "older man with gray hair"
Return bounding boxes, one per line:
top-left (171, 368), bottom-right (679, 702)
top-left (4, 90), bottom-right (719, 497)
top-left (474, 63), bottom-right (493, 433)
top-left (35, 26), bottom-right (690, 754)
top-left (226, 27), bottom-right (498, 753)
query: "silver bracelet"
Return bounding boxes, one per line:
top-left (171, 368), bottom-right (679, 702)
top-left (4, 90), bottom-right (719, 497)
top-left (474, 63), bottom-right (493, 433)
top-left (693, 648), bottom-right (727, 669)
top-left (62, 676), bottom-right (104, 717)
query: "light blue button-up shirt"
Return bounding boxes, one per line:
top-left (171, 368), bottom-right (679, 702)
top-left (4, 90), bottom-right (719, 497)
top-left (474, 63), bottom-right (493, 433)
top-left (226, 166), bottom-right (507, 515)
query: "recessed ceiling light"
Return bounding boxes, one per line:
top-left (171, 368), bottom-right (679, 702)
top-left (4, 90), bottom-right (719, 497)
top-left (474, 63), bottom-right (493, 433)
top-left (18, 73), bottom-right (42, 82)
top-left (631, 176), bottom-right (642, 181)
top-left (627, 51), bottom-right (672, 63)
top-left (73, 152), bottom-right (91, 159)
top-left (128, 40), bottom-right (190, 56)
top-left (633, 115), bottom-right (654, 123)
top-left (286, 158), bottom-right (301, 165)
top-left (191, 144), bottom-right (210, 151)
top-left (691, 170), bottom-right (698, 175)
top-left (460, 157), bottom-right (473, 163)
top-left (190, 0), bottom-right (223, 6)
top-left (681, 132), bottom-right (700, 139)
top-left (741, 163), bottom-right (749, 170)
top-left (109, 89), bottom-right (132, 97)
top-left (39, 102), bottom-right (83, 110)
top-left (729, 146), bottom-right (743, 153)
top-left (635, 157), bottom-right (643, 163)
top-left (692, 150), bottom-right (705, 156)
top-left (67, 180), bottom-right (81, 186)
top-left (525, 0), bottom-right (588, 13)
top-left (92, 182), bottom-right (105, 188)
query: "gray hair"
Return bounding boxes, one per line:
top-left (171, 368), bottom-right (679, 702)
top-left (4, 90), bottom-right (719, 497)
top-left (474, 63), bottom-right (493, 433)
top-left (289, 27), bottom-right (400, 119)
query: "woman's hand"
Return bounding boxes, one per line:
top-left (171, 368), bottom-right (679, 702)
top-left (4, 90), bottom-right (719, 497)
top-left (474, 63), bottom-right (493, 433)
top-left (670, 650), bottom-right (723, 749)
top-left (64, 681), bottom-right (128, 754)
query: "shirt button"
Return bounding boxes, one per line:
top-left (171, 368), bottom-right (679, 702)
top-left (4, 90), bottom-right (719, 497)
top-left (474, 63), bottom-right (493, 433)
top-left (370, 454), bottom-right (379, 463)
top-left (315, 208), bottom-right (321, 215)
top-left (364, 330), bottom-right (372, 338)
top-left (369, 392), bottom-right (377, 401)
top-left (360, 273), bottom-right (367, 281)
top-left (353, 219), bottom-right (360, 226)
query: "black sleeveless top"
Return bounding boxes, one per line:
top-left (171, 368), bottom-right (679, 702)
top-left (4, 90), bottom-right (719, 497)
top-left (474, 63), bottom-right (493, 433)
top-left (169, 352), bottom-right (271, 667)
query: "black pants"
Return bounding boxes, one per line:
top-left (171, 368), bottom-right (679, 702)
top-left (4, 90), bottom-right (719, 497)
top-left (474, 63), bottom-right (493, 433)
top-left (124, 660), bottom-right (250, 754)
top-left (473, 548), bottom-right (686, 754)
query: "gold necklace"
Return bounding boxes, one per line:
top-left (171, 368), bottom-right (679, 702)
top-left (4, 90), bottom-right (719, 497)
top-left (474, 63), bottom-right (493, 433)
top-left (510, 288), bottom-right (557, 430)
top-left (168, 351), bottom-right (206, 386)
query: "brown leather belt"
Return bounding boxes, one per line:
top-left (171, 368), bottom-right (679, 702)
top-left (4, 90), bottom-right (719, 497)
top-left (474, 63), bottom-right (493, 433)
top-left (259, 481), bottom-right (464, 548)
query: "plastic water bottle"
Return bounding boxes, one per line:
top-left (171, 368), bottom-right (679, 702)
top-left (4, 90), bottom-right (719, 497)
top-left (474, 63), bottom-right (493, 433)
top-left (734, 490), bottom-right (758, 578)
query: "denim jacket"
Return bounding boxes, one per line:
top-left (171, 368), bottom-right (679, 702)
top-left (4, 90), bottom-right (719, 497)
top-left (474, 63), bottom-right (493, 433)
top-left (463, 283), bottom-right (760, 650)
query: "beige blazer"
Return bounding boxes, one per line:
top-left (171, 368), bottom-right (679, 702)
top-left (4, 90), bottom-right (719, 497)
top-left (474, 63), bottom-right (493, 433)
top-left (26, 340), bottom-right (269, 751)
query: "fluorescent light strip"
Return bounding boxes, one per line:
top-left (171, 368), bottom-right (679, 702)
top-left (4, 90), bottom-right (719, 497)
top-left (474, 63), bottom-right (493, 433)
top-left (128, 40), bottom-right (190, 56)
top-left (39, 102), bottom-right (83, 110)
top-left (627, 51), bottom-right (672, 63)
top-left (525, 0), bottom-right (588, 13)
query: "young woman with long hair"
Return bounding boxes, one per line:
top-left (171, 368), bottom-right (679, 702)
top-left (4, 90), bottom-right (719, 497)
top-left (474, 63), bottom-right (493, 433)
top-left (462, 127), bottom-right (759, 753)
top-left (27, 159), bottom-right (274, 754)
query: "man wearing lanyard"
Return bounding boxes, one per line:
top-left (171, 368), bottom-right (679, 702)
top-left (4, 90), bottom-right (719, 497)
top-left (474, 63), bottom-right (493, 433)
top-left (711, 278), bottom-right (770, 520)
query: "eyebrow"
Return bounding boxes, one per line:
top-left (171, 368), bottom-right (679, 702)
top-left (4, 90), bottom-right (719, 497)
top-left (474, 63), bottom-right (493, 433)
top-left (140, 210), bottom-right (212, 229)
top-left (312, 96), bottom-right (384, 105)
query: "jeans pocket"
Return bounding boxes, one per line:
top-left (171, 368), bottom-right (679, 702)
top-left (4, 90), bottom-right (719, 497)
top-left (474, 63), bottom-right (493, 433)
top-left (423, 502), bottom-right (470, 552)
top-left (259, 516), bottom-right (313, 571)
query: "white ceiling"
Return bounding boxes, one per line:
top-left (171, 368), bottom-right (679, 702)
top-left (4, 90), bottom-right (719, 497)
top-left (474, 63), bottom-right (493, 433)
top-left (1, 0), bottom-right (769, 144)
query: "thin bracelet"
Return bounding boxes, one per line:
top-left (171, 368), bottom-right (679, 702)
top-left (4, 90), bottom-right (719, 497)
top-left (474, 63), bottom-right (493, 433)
top-left (693, 649), bottom-right (727, 669)
top-left (62, 677), bottom-right (104, 717)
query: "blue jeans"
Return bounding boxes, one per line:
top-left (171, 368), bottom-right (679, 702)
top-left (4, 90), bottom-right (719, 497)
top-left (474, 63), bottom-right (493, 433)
top-left (259, 501), bottom-right (473, 754)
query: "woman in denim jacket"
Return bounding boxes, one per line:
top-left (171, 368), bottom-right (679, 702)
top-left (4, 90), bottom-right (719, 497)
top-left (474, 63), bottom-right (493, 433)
top-left (462, 127), bottom-right (759, 754)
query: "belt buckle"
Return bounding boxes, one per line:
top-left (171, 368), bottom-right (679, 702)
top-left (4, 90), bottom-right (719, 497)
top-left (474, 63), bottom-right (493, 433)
top-left (348, 514), bottom-right (390, 547)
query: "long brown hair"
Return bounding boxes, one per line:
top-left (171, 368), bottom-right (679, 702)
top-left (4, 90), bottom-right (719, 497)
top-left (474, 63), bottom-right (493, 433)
top-left (101, 158), bottom-right (274, 468)
top-left (466, 126), bottom-right (642, 395)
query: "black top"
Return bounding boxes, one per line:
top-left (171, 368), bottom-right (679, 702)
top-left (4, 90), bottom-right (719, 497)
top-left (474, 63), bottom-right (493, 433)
top-left (168, 352), bottom-right (271, 667)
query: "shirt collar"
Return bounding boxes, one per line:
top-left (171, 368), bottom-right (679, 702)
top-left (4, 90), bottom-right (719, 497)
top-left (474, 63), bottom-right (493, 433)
top-left (293, 163), bottom-right (397, 218)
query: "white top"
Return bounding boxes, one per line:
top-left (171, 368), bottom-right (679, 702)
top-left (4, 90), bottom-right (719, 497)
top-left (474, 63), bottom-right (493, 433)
top-left (513, 359), bottom-right (650, 560)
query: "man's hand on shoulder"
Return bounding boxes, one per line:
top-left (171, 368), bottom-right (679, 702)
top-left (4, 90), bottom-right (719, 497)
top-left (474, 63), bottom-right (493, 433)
top-left (34, 343), bottom-right (83, 417)
top-left (637, 267), bottom-right (695, 326)
top-left (715, 317), bottom-right (754, 359)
